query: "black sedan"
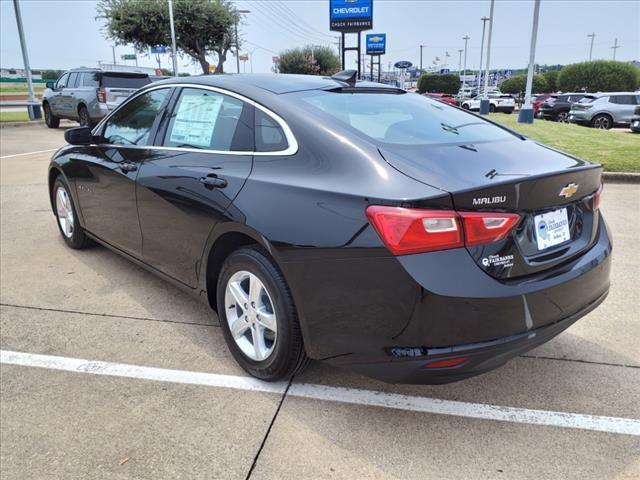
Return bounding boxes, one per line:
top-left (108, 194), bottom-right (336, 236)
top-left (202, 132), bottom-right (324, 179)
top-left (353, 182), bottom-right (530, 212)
top-left (48, 71), bottom-right (611, 384)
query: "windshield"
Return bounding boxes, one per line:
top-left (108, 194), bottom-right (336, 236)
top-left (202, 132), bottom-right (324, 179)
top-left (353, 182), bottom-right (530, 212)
top-left (298, 91), bottom-right (515, 146)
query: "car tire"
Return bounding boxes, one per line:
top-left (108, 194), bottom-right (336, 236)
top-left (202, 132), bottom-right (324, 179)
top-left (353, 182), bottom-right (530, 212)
top-left (52, 176), bottom-right (91, 249)
top-left (489, 104), bottom-right (496, 113)
top-left (591, 114), bottom-right (612, 130)
top-left (78, 106), bottom-right (93, 128)
top-left (462, 103), bottom-right (470, 110)
top-left (43, 102), bottom-right (60, 129)
top-left (556, 111), bottom-right (569, 123)
top-left (217, 245), bottom-right (309, 381)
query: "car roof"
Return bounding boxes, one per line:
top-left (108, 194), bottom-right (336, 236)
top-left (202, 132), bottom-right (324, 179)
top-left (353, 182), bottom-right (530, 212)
top-left (151, 73), bottom-right (401, 95)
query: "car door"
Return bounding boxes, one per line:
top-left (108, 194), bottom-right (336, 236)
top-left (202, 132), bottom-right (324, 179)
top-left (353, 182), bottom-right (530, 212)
top-left (613, 94), bottom-right (639, 123)
top-left (136, 86), bottom-right (254, 287)
top-left (74, 87), bottom-right (172, 257)
top-left (49, 73), bottom-right (69, 116)
top-left (63, 72), bottom-right (80, 118)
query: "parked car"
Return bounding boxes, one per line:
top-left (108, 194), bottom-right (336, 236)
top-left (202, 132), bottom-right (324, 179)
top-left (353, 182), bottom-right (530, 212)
top-left (461, 93), bottom-right (515, 113)
top-left (532, 93), bottom-right (553, 113)
top-left (49, 72), bottom-right (610, 384)
top-left (538, 93), bottom-right (586, 122)
top-left (631, 105), bottom-right (640, 133)
top-left (569, 92), bottom-right (640, 129)
top-left (422, 92), bottom-right (458, 106)
top-left (42, 68), bottom-right (152, 128)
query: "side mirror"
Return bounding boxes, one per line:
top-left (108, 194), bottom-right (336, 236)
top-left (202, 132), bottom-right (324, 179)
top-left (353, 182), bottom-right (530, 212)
top-left (64, 127), bottom-right (94, 145)
top-left (46, 81), bottom-right (55, 89)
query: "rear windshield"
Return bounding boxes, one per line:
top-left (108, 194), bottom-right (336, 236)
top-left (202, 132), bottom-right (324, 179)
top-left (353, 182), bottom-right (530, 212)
top-left (298, 91), bottom-right (515, 146)
top-left (102, 74), bottom-right (151, 89)
top-left (577, 96), bottom-right (598, 104)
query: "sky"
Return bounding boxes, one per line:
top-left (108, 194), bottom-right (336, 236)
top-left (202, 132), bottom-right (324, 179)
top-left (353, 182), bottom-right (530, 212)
top-left (1, 0), bottom-right (639, 75)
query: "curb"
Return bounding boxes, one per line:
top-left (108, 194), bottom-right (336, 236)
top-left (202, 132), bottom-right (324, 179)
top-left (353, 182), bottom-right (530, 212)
top-left (0, 120), bottom-right (45, 128)
top-left (602, 172), bottom-right (640, 184)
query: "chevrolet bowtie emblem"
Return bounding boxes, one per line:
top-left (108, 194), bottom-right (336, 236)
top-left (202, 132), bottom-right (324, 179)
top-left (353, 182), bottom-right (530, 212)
top-left (559, 183), bottom-right (579, 198)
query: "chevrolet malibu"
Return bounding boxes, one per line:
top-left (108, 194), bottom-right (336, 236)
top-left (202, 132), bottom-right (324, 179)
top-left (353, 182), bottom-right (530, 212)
top-left (48, 72), bottom-right (611, 384)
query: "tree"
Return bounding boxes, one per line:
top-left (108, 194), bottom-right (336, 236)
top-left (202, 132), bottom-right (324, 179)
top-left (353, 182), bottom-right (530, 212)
top-left (41, 70), bottom-right (63, 80)
top-left (499, 74), bottom-right (547, 94)
top-left (277, 46), bottom-right (340, 75)
top-left (97, 0), bottom-right (239, 74)
top-left (557, 61), bottom-right (640, 92)
top-left (542, 70), bottom-right (559, 92)
top-left (417, 74), bottom-right (460, 94)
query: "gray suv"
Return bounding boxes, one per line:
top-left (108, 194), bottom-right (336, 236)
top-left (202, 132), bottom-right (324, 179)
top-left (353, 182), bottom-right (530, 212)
top-left (568, 92), bottom-right (640, 129)
top-left (42, 68), bottom-right (151, 128)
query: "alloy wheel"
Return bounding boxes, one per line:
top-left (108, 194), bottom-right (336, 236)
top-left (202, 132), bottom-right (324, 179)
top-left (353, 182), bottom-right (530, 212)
top-left (557, 112), bottom-right (569, 123)
top-left (55, 186), bottom-right (74, 238)
top-left (224, 270), bottom-right (277, 361)
top-left (593, 116), bottom-right (610, 129)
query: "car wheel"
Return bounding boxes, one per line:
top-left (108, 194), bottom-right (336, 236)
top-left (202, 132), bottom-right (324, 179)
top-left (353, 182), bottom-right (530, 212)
top-left (489, 104), bottom-right (496, 113)
top-left (462, 103), bottom-right (470, 110)
top-left (217, 246), bottom-right (309, 381)
top-left (52, 176), bottom-right (90, 249)
top-left (43, 103), bottom-right (60, 128)
top-left (591, 114), bottom-right (612, 130)
top-left (556, 111), bottom-right (569, 123)
top-left (78, 106), bottom-right (93, 128)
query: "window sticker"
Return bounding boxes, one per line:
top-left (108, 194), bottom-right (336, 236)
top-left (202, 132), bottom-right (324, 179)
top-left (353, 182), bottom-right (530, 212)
top-left (169, 94), bottom-right (223, 148)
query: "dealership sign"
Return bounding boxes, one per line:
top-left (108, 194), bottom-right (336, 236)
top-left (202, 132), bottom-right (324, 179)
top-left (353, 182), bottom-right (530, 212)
top-left (366, 33), bottom-right (386, 55)
top-left (330, 0), bottom-right (373, 32)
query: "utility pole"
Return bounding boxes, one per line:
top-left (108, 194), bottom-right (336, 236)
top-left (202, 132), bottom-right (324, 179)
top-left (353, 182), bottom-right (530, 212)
top-left (457, 49), bottom-right (463, 72)
top-left (462, 35), bottom-right (470, 90)
top-left (420, 44), bottom-right (425, 74)
top-left (587, 32), bottom-right (596, 61)
top-left (234, 9), bottom-right (250, 74)
top-left (478, 17), bottom-right (489, 94)
top-left (112, 46), bottom-right (116, 64)
top-left (611, 38), bottom-right (620, 60)
top-left (482, 0), bottom-right (495, 104)
top-left (12, 0), bottom-right (39, 119)
top-left (168, 0), bottom-right (178, 75)
top-left (518, 0), bottom-right (541, 124)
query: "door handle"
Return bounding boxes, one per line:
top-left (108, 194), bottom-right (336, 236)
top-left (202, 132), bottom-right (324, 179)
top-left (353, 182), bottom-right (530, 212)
top-left (119, 162), bottom-right (137, 173)
top-left (199, 176), bottom-right (227, 189)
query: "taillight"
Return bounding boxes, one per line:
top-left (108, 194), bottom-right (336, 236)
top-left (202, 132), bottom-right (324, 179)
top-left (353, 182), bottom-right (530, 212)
top-left (97, 86), bottom-right (106, 103)
top-left (593, 184), bottom-right (603, 211)
top-left (366, 206), bottom-right (520, 256)
top-left (365, 207), bottom-right (463, 255)
top-left (458, 212), bottom-right (521, 247)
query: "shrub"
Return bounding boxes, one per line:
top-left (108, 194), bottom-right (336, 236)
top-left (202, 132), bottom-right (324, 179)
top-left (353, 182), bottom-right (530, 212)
top-left (277, 46), bottom-right (340, 76)
top-left (542, 70), bottom-right (559, 92)
top-left (557, 61), bottom-right (640, 92)
top-left (499, 74), bottom-right (547, 94)
top-left (417, 74), bottom-right (460, 94)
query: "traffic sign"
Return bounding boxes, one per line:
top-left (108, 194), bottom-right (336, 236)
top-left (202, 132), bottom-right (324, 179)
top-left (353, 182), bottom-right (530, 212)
top-left (121, 54), bottom-right (137, 61)
top-left (150, 46), bottom-right (166, 54)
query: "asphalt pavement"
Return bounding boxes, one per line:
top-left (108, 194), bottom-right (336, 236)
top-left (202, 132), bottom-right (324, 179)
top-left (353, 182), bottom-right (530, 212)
top-left (1, 123), bottom-right (639, 480)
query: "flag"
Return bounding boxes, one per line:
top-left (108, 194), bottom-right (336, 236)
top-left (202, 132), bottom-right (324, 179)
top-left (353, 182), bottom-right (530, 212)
top-left (445, 51), bottom-right (450, 57)
top-left (435, 56), bottom-right (440, 61)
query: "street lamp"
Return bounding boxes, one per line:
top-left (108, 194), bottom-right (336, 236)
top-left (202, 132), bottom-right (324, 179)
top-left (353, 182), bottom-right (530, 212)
top-left (235, 9), bottom-right (250, 74)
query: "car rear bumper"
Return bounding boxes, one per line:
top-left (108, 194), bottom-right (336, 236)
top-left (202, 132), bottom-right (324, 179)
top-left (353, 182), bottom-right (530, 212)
top-left (287, 215), bottom-right (612, 384)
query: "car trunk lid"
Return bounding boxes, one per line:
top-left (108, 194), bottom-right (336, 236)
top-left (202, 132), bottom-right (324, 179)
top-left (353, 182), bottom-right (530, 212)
top-left (100, 73), bottom-right (151, 109)
top-left (379, 137), bottom-right (603, 279)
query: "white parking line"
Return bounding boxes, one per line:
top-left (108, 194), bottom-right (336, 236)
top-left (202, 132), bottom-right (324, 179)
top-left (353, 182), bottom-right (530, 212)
top-left (0, 148), bottom-right (57, 159)
top-left (2, 349), bottom-right (639, 436)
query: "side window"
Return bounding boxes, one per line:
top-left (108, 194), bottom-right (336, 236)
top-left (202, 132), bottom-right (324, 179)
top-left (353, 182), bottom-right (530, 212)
top-left (615, 95), bottom-right (635, 105)
top-left (55, 73), bottom-right (69, 90)
top-left (102, 89), bottom-right (169, 146)
top-left (83, 72), bottom-right (100, 87)
top-left (608, 96), bottom-right (620, 104)
top-left (163, 88), bottom-right (253, 151)
top-left (67, 72), bottom-right (79, 89)
top-left (255, 109), bottom-right (288, 152)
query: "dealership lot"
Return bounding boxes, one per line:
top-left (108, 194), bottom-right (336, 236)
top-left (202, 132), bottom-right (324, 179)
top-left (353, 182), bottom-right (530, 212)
top-left (1, 125), bottom-right (639, 479)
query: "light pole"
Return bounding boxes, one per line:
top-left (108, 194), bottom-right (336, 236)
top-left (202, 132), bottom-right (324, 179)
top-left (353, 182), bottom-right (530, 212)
top-left (482, 0), bottom-right (495, 102)
top-left (518, 0), bottom-right (541, 124)
top-left (611, 38), bottom-right (620, 60)
top-left (12, 0), bottom-right (39, 119)
top-left (587, 32), bottom-right (596, 61)
top-left (462, 35), bottom-right (470, 91)
top-left (420, 44), bottom-right (425, 74)
top-left (457, 49), bottom-right (463, 72)
top-left (235, 9), bottom-right (250, 74)
top-left (478, 17), bottom-right (489, 94)
top-left (167, 0), bottom-right (178, 75)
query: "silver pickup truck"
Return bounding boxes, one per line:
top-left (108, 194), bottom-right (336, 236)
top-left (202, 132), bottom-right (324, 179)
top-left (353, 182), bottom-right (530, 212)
top-left (42, 68), bottom-right (151, 128)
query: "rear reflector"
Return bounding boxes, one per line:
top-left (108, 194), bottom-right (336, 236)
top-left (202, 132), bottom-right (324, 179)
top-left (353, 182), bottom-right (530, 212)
top-left (366, 206), bottom-right (520, 255)
top-left (423, 356), bottom-right (468, 369)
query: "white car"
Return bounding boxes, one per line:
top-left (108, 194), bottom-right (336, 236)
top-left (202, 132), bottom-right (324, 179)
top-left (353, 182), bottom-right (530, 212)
top-left (461, 94), bottom-right (515, 113)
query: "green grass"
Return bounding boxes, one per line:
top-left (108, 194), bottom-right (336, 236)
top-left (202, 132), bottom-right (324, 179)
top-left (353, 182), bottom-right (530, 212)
top-left (0, 84), bottom-right (46, 93)
top-left (488, 113), bottom-right (639, 172)
top-left (0, 111), bottom-right (30, 122)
